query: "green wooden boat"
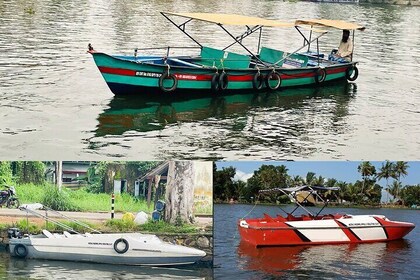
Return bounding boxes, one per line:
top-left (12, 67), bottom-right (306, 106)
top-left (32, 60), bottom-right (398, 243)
top-left (89, 13), bottom-right (365, 95)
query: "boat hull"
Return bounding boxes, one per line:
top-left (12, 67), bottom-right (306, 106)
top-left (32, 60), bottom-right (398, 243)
top-left (90, 52), bottom-right (356, 95)
top-left (238, 214), bottom-right (415, 247)
top-left (9, 233), bottom-right (206, 266)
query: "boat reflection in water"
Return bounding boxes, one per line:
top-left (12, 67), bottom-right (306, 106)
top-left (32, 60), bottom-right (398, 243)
top-left (6, 253), bottom-right (208, 280)
top-left (237, 239), bottom-right (411, 278)
top-left (95, 81), bottom-right (356, 137)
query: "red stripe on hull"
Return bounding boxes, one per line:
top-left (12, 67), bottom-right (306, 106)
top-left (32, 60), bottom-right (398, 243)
top-left (98, 66), bottom-right (136, 76)
top-left (97, 66), bottom-right (349, 82)
top-left (335, 220), bottom-right (361, 242)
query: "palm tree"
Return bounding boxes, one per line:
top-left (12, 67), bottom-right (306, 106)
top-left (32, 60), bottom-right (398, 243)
top-left (313, 175), bottom-right (325, 186)
top-left (377, 160), bottom-right (395, 203)
top-left (336, 181), bottom-right (348, 203)
top-left (288, 175), bottom-right (304, 187)
top-left (393, 161), bottom-right (409, 198)
top-left (305, 172), bottom-right (316, 186)
top-left (358, 161), bottom-right (376, 194)
top-left (386, 181), bottom-right (402, 202)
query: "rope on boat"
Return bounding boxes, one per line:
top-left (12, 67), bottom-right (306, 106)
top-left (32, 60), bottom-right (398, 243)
top-left (241, 193), bottom-right (260, 219)
top-left (219, 58), bottom-right (225, 71)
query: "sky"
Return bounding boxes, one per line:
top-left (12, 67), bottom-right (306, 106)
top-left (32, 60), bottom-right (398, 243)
top-left (215, 161), bottom-right (420, 187)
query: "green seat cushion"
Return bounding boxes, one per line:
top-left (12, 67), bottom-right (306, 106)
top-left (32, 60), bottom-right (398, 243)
top-left (200, 46), bottom-right (250, 69)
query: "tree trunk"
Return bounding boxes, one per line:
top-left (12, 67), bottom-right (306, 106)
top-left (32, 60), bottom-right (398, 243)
top-left (55, 161), bottom-right (62, 191)
top-left (165, 161), bottom-right (195, 225)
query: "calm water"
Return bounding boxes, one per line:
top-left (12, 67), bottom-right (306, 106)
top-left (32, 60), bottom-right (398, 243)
top-left (214, 204), bottom-right (420, 279)
top-left (0, 1), bottom-right (419, 160)
top-left (0, 249), bottom-right (212, 280)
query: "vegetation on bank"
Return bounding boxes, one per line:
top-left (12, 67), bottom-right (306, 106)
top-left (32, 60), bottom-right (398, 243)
top-left (214, 161), bottom-right (419, 207)
top-left (0, 218), bottom-right (202, 235)
top-left (15, 183), bottom-right (152, 212)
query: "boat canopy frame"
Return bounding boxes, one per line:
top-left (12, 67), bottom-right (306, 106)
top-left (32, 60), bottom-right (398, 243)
top-left (259, 185), bottom-right (339, 217)
top-left (295, 19), bottom-right (365, 63)
top-left (161, 12), bottom-right (274, 66)
top-left (160, 12), bottom-right (364, 67)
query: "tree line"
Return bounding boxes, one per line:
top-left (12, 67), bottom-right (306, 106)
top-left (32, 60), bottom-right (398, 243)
top-left (213, 161), bottom-right (419, 207)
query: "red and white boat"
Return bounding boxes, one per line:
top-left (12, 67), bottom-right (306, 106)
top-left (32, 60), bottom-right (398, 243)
top-left (238, 186), bottom-right (415, 247)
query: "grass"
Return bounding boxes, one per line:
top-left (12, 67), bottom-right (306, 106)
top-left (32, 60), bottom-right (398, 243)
top-left (15, 183), bottom-right (211, 215)
top-left (15, 184), bottom-right (153, 213)
top-left (1, 219), bottom-right (202, 235)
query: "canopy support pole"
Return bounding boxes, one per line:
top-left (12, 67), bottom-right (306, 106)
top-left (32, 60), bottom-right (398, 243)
top-left (160, 12), bottom-right (202, 48)
top-left (273, 32), bottom-right (327, 66)
top-left (218, 24), bottom-right (269, 66)
top-left (222, 25), bottom-right (262, 51)
top-left (315, 200), bottom-right (329, 217)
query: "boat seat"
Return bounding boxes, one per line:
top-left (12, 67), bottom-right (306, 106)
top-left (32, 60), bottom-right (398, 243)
top-left (263, 213), bottom-right (276, 222)
top-left (258, 47), bottom-right (285, 66)
top-left (199, 46), bottom-right (250, 69)
top-left (283, 53), bottom-right (309, 68)
top-left (42, 229), bottom-right (53, 238)
top-left (301, 215), bottom-right (313, 221)
top-left (53, 233), bottom-right (63, 238)
top-left (63, 231), bottom-right (72, 238)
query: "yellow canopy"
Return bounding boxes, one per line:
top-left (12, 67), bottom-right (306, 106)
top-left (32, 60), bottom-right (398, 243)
top-left (162, 12), bottom-right (294, 27)
top-left (295, 19), bottom-right (365, 31)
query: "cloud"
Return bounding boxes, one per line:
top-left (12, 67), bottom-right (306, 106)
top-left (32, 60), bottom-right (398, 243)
top-left (234, 170), bottom-right (253, 182)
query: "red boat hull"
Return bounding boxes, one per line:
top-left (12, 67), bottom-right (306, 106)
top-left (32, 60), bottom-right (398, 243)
top-left (238, 214), bottom-right (415, 247)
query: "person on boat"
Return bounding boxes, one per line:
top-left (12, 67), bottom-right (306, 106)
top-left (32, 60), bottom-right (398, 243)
top-left (329, 29), bottom-right (353, 62)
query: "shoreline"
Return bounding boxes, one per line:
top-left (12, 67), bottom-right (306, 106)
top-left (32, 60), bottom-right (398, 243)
top-left (215, 201), bottom-right (419, 210)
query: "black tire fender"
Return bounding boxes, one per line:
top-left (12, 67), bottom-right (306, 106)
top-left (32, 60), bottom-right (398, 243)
top-left (114, 238), bottom-right (129, 254)
top-left (158, 72), bottom-right (178, 92)
top-left (346, 65), bottom-right (359, 81)
top-left (252, 72), bottom-right (264, 90)
top-left (211, 73), bottom-right (220, 92)
top-left (14, 244), bottom-right (28, 258)
top-left (218, 72), bottom-right (229, 91)
top-left (315, 68), bottom-right (327, 84)
top-left (265, 72), bottom-right (282, 90)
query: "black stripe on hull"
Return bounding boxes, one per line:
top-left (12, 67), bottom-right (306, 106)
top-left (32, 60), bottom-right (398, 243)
top-left (372, 216), bottom-right (389, 239)
top-left (285, 223), bottom-right (311, 242)
top-left (293, 229), bottom-right (311, 242)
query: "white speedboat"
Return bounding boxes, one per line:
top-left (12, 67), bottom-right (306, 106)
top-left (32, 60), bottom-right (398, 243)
top-left (8, 205), bottom-right (206, 266)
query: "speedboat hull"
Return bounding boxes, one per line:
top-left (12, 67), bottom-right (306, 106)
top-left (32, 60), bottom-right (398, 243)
top-left (9, 232), bottom-right (206, 266)
top-left (238, 214), bottom-right (415, 247)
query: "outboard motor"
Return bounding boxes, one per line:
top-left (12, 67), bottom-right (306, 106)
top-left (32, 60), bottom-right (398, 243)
top-left (7, 228), bottom-right (22, 239)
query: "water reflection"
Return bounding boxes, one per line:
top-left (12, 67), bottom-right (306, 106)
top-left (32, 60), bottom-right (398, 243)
top-left (94, 81), bottom-right (356, 137)
top-left (1, 251), bottom-right (209, 280)
top-left (237, 239), bottom-right (411, 278)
